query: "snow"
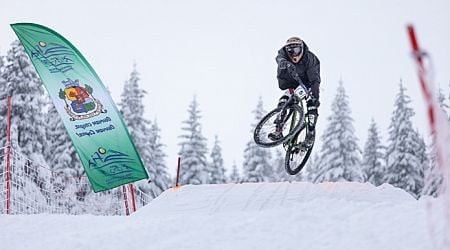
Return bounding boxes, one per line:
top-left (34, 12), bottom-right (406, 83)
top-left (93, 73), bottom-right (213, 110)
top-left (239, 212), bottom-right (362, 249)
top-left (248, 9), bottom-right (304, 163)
top-left (0, 182), bottom-right (446, 250)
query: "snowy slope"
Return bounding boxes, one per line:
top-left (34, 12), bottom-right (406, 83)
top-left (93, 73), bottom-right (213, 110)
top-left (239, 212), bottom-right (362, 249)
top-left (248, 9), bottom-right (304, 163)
top-left (0, 182), bottom-right (446, 250)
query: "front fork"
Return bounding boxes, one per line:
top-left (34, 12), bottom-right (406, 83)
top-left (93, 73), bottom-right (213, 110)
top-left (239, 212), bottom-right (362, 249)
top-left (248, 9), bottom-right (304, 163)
top-left (283, 97), bottom-right (309, 149)
top-left (275, 93), bottom-right (296, 129)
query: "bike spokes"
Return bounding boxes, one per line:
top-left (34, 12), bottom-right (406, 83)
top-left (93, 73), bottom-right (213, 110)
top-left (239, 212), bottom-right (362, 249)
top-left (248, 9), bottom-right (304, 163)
top-left (284, 127), bottom-right (314, 175)
top-left (253, 105), bottom-right (304, 148)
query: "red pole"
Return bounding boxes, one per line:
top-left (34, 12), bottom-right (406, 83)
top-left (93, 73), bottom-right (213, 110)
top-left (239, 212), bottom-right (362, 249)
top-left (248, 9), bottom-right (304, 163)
top-left (129, 183), bottom-right (137, 213)
top-left (407, 24), bottom-right (450, 249)
top-left (6, 96), bottom-right (11, 215)
top-left (407, 25), bottom-right (432, 99)
top-left (122, 185), bottom-right (130, 216)
top-left (407, 25), bottom-right (437, 144)
top-left (176, 156), bottom-right (181, 188)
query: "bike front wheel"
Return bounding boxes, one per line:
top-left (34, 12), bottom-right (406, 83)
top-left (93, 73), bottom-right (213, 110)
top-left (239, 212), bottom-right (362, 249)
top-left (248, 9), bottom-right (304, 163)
top-left (284, 128), bottom-right (315, 175)
top-left (253, 105), bottom-right (304, 148)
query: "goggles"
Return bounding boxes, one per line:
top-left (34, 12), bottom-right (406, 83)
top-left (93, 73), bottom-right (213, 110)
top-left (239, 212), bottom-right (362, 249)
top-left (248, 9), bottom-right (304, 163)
top-left (286, 45), bottom-right (302, 56)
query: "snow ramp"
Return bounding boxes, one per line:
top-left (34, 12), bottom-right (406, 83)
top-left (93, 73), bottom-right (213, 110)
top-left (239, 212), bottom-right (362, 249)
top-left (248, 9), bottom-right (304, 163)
top-left (1, 182), bottom-right (446, 250)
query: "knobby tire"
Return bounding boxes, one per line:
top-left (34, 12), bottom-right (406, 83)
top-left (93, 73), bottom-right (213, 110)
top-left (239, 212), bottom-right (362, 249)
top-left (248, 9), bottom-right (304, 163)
top-left (284, 129), bottom-right (315, 175)
top-left (253, 105), bottom-right (304, 148)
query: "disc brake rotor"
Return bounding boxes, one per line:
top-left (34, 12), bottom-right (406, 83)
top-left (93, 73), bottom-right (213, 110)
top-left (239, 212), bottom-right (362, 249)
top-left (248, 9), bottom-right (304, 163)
top-left (289, 144), bottom-right (307, 161)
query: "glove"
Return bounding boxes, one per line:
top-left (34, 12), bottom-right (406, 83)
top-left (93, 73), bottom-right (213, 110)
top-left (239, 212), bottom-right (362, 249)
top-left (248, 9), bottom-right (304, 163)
top-left (277, 95), bottom-right (289, 108)
top-left (285, 63), bottom-right (301, 84)
top-left (278, 59), bottom-right (294, 70)
top-left (307, 98), bottom-right (320, 108)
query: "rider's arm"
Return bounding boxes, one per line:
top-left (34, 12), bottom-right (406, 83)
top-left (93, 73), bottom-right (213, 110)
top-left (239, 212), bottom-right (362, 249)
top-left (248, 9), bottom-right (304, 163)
top-left (276, 49), bottom-right (299, 90)
top-left (275, 48), bottom-right (289, 66)
top-left (306, 53), bottom-right (321, 100)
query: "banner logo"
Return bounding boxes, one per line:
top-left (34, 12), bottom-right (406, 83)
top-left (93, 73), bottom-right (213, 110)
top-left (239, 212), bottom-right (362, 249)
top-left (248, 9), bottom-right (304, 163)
top-left (31, 41), bottom-right (75, 73)
top-left (59, 78), bottom-right (105, 121)
top-left (88, 147), bottom-right (136, 185)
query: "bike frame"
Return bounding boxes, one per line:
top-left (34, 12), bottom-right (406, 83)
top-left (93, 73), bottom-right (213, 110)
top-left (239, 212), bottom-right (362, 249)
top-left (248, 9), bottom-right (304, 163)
top-left (283, 88), bottom-right (311, 148)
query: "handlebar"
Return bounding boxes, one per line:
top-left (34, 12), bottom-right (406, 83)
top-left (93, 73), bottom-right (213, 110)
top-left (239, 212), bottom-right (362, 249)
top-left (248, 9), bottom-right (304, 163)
top-left (293, 83), bottom-right (309, 100)
top-left (279, 84), bottom-right (311, 110)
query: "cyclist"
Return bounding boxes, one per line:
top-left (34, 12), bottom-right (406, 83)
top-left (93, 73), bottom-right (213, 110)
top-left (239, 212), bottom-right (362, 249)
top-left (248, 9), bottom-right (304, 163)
top-left (268, 36), bottom-right (321, 147)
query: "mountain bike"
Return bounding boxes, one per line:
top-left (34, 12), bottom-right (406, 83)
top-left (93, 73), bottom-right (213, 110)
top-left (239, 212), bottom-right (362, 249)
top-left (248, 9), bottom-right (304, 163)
top-left (253, 84), bottom-right (315, 175)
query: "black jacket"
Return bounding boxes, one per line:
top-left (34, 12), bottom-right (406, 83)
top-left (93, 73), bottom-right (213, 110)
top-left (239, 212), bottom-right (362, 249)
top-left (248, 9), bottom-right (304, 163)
top-left (276, 42), bottom-right (321, 99)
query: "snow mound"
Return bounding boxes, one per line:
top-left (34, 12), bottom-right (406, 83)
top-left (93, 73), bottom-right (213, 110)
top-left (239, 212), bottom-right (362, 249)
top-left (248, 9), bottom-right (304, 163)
top-left (136, 182), bottom-right (415, 216)
top-left (0, 182), bottom-right (445, 250)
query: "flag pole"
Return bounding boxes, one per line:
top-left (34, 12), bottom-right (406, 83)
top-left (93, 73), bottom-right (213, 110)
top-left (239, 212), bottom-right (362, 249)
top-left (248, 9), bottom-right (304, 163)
top-left (129, 183), bottom-right (137, 212)
top-left (5, 96), bottom-right (12, 215)
top-left (122, 185), bottom-right (130, 216)
top-left (176, 156), bottom-right (181, 188)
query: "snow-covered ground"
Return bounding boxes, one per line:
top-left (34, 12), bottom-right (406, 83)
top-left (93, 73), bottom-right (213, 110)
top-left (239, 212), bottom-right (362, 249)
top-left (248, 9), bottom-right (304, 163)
top-left (0, 182), bottom-right (447, 250)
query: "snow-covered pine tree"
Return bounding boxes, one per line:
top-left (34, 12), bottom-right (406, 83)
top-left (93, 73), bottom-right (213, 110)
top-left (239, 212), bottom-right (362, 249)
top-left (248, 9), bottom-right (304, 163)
top-left (301, 153), bottom-right (319, 182)
top-left (45, 103), bottom-right (85, 213)
top-left (273, 149), bottom-right (288, 182)
top-left (438, 87), bottom-right (450, 120)
top-left (274, 149), bottom-right (303, 182)
top-left (0, 53), bottom-right (4, 81)
top-left (422, 88), bottom-right (448, 197)
top-left (0, 53), bottom-right (4, 74)
top-left (0, 54), bottom-right (6, 172)
top-left (0, 53), bottom-right (6, 141)
top-left (385, 82), bottom-right (425, 198)
top-left (119, 65), bottom-right (170, 198)
top-left (0, 40), bottom-right (49, 211)
top-left (119, 65), bottom-right (149, 143)
top-left (361, 119), bottom-right (386, 186)
top-left (416, 131), bottom-right (428, 182)
top-left (313, 81), bottom-right (363, 183)
top-left (208, 135), bottom-right (227, 184)
top-left (2, 40), bottom-right (47, 163)
top-left (242, 97), bottom-right (273, 182)
top-left (146, 120), bottom-right (171, 196)
top-left (229, 161), bottom-right (240, 183)
top-left (424, 139), bottom-right (443, 197)
top-left (178, 96), bottom-right (209, 185)
top-left (120, 65), bottom-right (152, 193)
top-left (45, 103), bottom-right (84, 177)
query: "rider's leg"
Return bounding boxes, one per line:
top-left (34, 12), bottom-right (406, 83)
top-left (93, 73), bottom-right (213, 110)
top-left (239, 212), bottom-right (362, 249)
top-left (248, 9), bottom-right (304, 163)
top-left (277, 90), bottom-right (292, 108)
top-left (268, 91), bottom-right (292, 141)
top-left (305, 100), bottom-right (318, 147)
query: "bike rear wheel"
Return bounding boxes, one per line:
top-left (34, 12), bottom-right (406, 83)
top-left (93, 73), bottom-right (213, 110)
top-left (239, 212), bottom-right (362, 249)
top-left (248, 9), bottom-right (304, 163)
top-left (284, 127), bottom-right (315, 175)
top-left (254, 105), bottom-right (304, 148)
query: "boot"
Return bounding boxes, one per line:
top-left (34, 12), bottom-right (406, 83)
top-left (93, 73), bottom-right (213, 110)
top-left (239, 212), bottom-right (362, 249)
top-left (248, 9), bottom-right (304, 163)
top-left (304, 129), bottom-right (315, 148)
top-left (304, 113), bottom-right (316, 147)
top-left (268, 129), bottom-right (283, 141)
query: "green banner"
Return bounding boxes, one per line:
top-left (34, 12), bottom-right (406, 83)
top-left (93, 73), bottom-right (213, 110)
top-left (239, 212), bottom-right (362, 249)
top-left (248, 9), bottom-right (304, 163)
top-left (11, 23), bottom-right (148, 192)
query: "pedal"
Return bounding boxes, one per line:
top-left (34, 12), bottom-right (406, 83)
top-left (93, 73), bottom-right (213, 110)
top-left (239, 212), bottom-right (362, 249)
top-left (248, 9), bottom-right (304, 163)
top-left (268, 132), bottom-right (283, 141)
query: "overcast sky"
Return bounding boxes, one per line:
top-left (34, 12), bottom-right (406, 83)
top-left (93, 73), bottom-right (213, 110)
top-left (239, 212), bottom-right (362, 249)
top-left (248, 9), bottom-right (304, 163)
top-left (1, 0), bottom-right (449, 176)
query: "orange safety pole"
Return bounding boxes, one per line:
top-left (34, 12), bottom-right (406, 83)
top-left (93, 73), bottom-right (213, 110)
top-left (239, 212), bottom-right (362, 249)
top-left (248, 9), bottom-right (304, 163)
top-left (175, 156), bottom-right (181, 187)
top-left (122, 185), bottom-right (130, 216)
top-left (5, 96), bottom-right (11, 215)
top-left (129, 183), bottom-right (137, 213)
